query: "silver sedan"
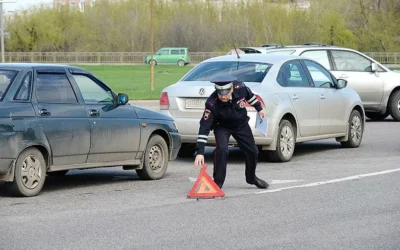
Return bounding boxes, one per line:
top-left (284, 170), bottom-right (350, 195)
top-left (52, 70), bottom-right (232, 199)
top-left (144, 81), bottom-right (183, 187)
top-left (160, 54), bottom-right (365, 162)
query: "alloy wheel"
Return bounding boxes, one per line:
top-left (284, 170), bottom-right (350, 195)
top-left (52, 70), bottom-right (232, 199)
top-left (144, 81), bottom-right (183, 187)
top-left (280, 125), bottom-right (294, 158)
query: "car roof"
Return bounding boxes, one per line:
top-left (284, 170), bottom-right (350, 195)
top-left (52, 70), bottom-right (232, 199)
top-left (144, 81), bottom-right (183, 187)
top-left (0, 63), bottom-right (86, 71)
top-left (203, 53), bottom-right (303, 64)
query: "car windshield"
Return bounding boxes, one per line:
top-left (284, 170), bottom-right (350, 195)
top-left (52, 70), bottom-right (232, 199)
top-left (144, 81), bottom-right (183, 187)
top-left (182, 61), bottom-right (272, 83)
top-left (0, 70), bottom-right (18, 100)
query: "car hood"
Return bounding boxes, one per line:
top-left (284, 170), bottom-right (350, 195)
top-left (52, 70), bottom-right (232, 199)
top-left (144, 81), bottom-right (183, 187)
top-left (133, 105), bottom-right (172, 121)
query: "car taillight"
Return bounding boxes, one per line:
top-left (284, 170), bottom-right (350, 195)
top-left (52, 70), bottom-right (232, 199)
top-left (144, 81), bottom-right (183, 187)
top-left (160, 92), bottom-right (169, 110)
top-left (245, 95), bottom-right (265, 112)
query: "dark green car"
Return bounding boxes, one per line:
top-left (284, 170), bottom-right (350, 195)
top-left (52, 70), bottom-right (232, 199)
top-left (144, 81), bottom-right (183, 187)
top-left (0, 64), bottom-right (181, 197)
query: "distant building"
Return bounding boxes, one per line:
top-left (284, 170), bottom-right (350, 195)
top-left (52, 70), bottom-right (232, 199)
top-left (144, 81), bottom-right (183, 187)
top-left (53, 0), bottom-right (97, 12)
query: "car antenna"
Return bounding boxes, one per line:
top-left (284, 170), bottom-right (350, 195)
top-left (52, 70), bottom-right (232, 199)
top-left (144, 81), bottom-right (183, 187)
top-left (233, 45), bottom-right (241, 59)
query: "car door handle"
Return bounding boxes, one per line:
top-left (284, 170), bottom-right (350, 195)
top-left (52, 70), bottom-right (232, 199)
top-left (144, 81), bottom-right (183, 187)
top-left (89, 110), bottom-right (100, 117)
top-left (291, 95), bottom-right (298, 100)
top-left (320, 94), bottom-right (326, 100)
top-left (39, 109), bottom-right (51, 116)
top-left (339, 74), bottom-right (348, 78)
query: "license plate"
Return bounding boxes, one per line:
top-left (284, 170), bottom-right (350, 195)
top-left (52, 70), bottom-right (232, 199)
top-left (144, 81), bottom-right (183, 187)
top-left (185, 98), bottom-right (206, 109)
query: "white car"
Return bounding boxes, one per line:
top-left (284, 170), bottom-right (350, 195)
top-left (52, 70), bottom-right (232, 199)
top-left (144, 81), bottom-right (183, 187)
top-left (160, 54), bottom-right (365, 162)
top-left (264, 44), bottom-right (400, 121)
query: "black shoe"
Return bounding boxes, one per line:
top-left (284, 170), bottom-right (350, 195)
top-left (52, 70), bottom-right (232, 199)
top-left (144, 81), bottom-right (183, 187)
top-left (248, 177), bottom-right (269, 189)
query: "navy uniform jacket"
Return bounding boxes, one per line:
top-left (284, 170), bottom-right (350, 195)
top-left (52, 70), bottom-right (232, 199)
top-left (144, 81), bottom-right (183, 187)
top-left (195, 81), bottom-right (263, 155)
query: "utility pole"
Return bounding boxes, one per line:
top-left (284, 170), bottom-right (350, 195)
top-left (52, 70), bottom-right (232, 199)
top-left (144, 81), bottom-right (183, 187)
top-left (0, 0), bottom-right (16, 63)
top-left (150, 0), bottom-right (155, 91)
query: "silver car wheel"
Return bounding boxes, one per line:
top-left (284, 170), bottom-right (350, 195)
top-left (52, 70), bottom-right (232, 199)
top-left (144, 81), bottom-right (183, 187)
top-left (21, 154), bottom-right (43, 190)
top-left (280, 125), bottom-right (294, 158)
top-left (397, 99), bottom-right (400, 112)
top-left (148, 144), bottom-right (164, 173)
top-left (350, 115), bottom-right (362, 143)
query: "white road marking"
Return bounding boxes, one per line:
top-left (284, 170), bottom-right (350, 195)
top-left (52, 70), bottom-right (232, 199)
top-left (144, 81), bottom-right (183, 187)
top-left (269, 180), bottom-right (304, 184)
top-left (256, 168), bottom-right (400, 194)
top-left (189, 177), bottom-right (197, 182)
top-left (189, 178), bottom-right (304, 183)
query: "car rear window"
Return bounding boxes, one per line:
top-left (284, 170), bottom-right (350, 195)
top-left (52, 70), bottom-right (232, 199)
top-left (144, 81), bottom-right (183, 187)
top-left (0, 70), bottom-right (18, 100)
top-left (182, 61), bottom-right (272, 83)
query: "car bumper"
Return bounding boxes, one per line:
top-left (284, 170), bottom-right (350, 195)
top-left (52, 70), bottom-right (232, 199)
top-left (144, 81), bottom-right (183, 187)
top-left (169, 131), bottom-right (181, 160)
top-left (160, 111), bottom-right (277, 146)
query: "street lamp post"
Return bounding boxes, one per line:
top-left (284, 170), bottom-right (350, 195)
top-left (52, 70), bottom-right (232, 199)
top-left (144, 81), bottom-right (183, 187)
top-left (0, 0), bottom-right (17, 63)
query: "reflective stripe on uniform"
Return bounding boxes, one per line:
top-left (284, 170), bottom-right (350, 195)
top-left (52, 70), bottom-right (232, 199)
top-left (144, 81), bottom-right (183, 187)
top-left (250, 98), bottom-right (258, 105)
top-left (247, 95), bottom-right (256, 103)
top-left (197, 139), bottom-right (207, 143)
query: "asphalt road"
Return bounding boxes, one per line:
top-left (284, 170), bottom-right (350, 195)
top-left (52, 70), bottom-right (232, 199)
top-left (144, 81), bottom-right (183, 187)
top-left (1, 118), bottom-right (400, 250)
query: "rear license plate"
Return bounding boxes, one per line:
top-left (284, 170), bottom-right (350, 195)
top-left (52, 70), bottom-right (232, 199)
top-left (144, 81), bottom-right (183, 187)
top-left (185, 98), bottom-right (206, 109)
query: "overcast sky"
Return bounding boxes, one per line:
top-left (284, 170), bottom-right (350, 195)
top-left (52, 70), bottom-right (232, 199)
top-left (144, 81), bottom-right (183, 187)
top-left (2, 0), bottom-right (52, 12)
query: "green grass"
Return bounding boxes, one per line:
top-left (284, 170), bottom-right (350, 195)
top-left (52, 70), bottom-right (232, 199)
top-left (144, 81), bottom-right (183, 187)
top-left (74, 65), bottom-right (193, 100)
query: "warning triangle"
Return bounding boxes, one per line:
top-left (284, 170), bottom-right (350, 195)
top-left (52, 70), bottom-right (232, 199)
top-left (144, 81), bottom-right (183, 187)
top-left (187, 164), bottom-right (225, 199)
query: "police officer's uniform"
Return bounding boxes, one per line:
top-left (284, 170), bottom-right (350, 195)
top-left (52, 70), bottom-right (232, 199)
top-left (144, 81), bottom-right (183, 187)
top-left (195, 75), bottom-right (268, 189)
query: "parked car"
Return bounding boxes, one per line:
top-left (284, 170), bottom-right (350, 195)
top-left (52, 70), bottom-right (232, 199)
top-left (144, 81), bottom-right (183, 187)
top-left (263, 43), bottom-right (400, 121)
top-left (160, 54), bottom-right (365, 162)
top-left (0, 63), bottom-right (181, 197)
top-left (145, 47), bottom-right (190, 66)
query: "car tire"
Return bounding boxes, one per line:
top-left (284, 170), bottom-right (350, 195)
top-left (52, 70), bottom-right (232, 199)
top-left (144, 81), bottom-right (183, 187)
top-left (47, 170), bottom-right (69, 177)
top-left (341, 110), bottom-right (363, 148)
top-left (365, 112), bottom-right (389, 121)
top-left (177, 143), bottom-right (196, 158)
top-left (266, 119), bottom-right (295, 162)
top-left (150, 59), bottom-right (157, 66)
top-left (388, 90), bottom-right (400, 121)
top-left (177, 60), bottom-right (185, 67)
top-left (6, 148), bottom-right (46, 197)
top-left (136, 135), bottom-right (168, 180)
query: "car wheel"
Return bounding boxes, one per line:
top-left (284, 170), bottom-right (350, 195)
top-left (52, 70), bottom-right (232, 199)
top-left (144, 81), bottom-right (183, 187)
top-left (365, 112), bottom-right (389, 121)
top-left (47, 170), bottom-right (69, 177)
top-left (177, 60), bottom-right (185, 66)
top-left (341, 110), bottom-right (363, 148)
top-left (388, 90), bottom-right (400, 121)
top-left (7, 148), bottom-right (46, 197)
top-left (136, 135), bottom-right (168, 180)
top-left (177, 143), bottom-right (196, 157)
top-left (150, 59), bottom-right (157, 66)
top-left (266, 119), bottom-right (295, 162)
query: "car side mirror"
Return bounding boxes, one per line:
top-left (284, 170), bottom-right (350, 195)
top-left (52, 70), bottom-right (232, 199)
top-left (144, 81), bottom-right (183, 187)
top-left (371, 62), bottom-right (377, 72)
top-left (117, 93), bottom-right (129, 105)
top-left (337, 79), bottom-right (347, 89)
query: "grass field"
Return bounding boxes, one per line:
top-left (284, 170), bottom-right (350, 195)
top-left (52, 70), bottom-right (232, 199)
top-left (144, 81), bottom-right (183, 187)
top-left (75, 65), bottom-right (194, 100)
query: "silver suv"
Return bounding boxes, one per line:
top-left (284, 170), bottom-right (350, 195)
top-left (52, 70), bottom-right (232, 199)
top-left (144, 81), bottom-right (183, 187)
top-left (264, 44), bottom-right (400, 121)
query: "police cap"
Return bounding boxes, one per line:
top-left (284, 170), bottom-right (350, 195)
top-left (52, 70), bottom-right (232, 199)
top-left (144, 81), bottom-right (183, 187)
top-left (210, 75), bottom-right (237, 95)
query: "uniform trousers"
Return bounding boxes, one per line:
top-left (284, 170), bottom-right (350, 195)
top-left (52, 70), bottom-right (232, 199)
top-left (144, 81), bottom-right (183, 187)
top-left (212, 123), bottom-right (259, 187)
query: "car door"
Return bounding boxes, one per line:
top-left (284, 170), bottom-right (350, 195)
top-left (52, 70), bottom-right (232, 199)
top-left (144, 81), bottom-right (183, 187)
top-left (301, 60), bottom-right (347, 135)
top-left (32, 69), bottom-right (90, 166)
top-left (329, 50), bottom-right (384, 109)
top-left (279, 60), bottom-right (320, 137)
top-left (70, 72), bottom-right (141, 163)
top-left (157, 48), bottom-right (170, 64)
top-left (170, 49), bottom-right (182, 64)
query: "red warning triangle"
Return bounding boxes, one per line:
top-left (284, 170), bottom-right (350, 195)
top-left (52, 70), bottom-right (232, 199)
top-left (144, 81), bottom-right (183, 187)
top-left (187, 164), bottom-right (225, 199)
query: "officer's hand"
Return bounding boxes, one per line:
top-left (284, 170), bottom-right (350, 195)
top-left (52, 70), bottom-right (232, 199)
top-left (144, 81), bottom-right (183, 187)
top-left (258, 109), bottom-right (266, 119)
top-left (194, 155), bottom-right (205, 167)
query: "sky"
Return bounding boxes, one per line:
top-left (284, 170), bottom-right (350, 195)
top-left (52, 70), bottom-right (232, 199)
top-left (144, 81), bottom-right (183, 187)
top-left (2, 0), bottom-right (52, 12)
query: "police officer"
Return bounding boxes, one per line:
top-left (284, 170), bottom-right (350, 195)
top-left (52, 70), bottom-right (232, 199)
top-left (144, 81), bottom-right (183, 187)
top-left (193, 75), bottom-right (269, 189)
